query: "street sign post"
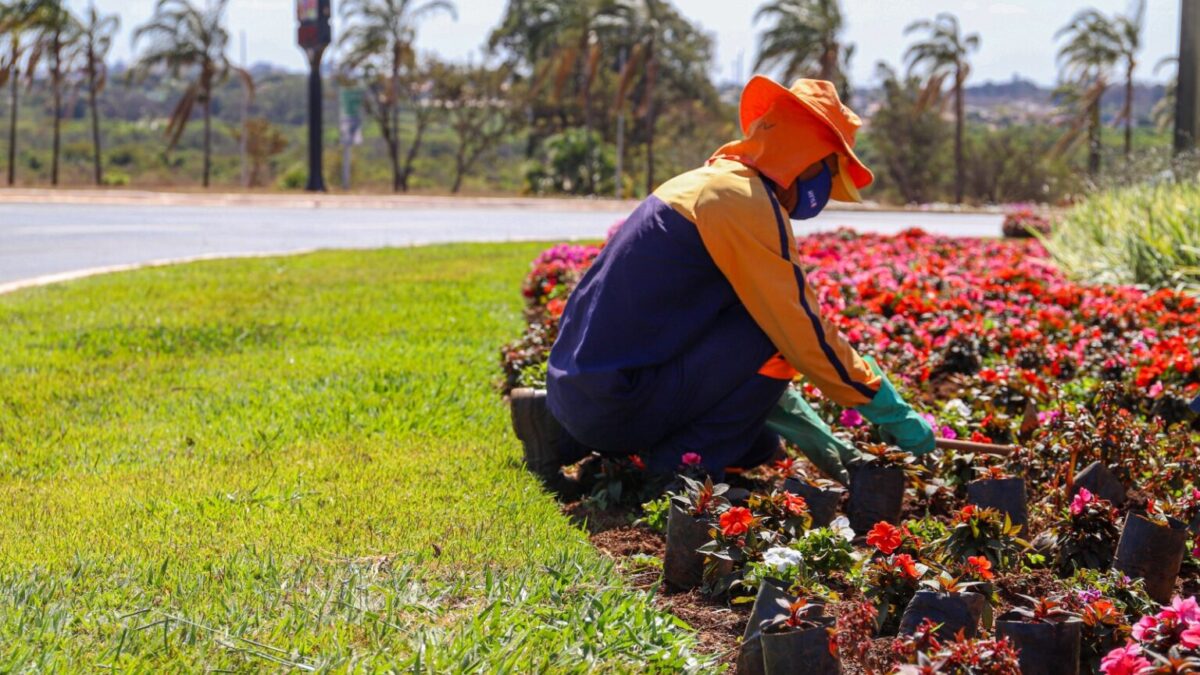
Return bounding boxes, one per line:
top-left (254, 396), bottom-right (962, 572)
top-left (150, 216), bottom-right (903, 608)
top-left (297, 0), bottom-right (332, 192)
top-left (338, 88), bottom-right (364, 190)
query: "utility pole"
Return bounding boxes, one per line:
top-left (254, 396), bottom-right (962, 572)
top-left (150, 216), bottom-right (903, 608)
top-left (1176, 0), bottom-right (1200, 153)
top-left (297, 0), bottom-right (331, 192)
top-left (239, 30), bottom-right (249, 188)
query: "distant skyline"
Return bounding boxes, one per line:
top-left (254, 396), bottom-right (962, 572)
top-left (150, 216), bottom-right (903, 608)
top-left (78, 0), bottom-right (1181, 87)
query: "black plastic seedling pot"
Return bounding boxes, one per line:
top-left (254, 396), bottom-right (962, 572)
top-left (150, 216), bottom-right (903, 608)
top-left (966, 477), bottom-right (1029, 529)
top-left (761, 616), bottom-right (840, 675)
top-left (1113, 513), bottom-right (1188, 604)
top-left (782, 478), bottom-right (845, 528)
top-left (663, 503), bottom-right (712, 590)
top-left (898, 590), bottom-right (986, 639)
top-left (847, 463), bottom-right (905, 534)
top-left (996, 613), bottom-right (1082, 675)
top-left (737, 581), bottom-right (827, 675)
top-left (1072, 461), bottom-right (1127, 506)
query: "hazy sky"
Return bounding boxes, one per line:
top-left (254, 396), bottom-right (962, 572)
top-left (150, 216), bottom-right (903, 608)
top-left (79, 0), bottom-right (1182, 87)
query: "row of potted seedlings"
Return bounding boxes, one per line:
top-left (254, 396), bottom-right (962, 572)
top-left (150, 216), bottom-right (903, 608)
top-left (658, 450), bottom-right (1198, 674)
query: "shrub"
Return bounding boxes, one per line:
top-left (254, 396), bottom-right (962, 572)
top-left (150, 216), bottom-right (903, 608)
top-left (1044, 181), bottom-right (1200, 292)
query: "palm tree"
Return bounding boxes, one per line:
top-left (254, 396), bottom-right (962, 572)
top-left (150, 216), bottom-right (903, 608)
top-left (904, 13), bottom-right (980, 204)
top-left (1152, 56), bottom-right (1177, 134)
top-left (1112, 0), bottom-right (1146, 158)
top-left (491, 0), bottom-right (604, 190)
top-left (753, 0), bottom-right (852, 100)
top-left (27, 0), bottom-right (78, 186)
top-left (0, 0), bottom-right (32, 186)
top-left (131, 0), bottom-right (250, 188)
top-left (77, 3), bottom-right (118, 186)
top-left (599, 0), bottom-right (667, 195)
top-left (1055, 9), bottom-right (1119, 176)
top-left (339, 0), bottom-right (457, 192)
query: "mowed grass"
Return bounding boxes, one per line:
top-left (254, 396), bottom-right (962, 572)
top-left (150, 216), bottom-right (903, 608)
top-left (0, 244), bottom-right (706, 673)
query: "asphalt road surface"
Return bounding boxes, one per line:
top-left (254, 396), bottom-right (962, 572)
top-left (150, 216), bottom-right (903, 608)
top-left (0, 201), bottom-right (1002, 288)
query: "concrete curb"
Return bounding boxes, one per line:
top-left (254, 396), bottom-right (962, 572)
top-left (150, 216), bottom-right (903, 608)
top-left (0, 187), bottom-right (1006, 215)
top-left (0, 249), bottom-right (321, 296)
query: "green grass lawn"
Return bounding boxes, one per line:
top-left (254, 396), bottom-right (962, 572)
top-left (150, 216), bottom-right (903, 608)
top-left (0, 244), bottom-right (705, 672)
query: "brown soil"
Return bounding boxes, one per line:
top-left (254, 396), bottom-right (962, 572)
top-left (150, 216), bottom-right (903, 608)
top-left (994, 568), bottom-right (1067, 614)
top-left (563, 499), bottom-right (746, 668)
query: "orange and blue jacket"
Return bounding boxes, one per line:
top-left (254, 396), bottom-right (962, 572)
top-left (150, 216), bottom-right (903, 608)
top-left (546, 156), bottom-right (881, 439)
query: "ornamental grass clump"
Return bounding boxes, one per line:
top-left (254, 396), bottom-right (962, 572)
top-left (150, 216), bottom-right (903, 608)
top-left (1043, 181), bottom-right (1200, 292)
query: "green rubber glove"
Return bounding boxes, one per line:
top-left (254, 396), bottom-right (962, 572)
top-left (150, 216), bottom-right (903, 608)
top-left (855, 356), bottom-right (936, 456)
top-left (766, 386), bottom-right (863, 485)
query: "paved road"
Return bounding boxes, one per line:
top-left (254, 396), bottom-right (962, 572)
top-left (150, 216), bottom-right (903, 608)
top-left (0, 201), bottom-right (1002, 287)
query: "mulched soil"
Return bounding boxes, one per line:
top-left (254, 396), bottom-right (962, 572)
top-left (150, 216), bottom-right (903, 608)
top-left (563, 499), bottom-right (747, 669)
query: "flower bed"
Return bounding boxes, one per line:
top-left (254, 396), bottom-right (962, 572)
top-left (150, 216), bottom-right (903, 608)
top-left (501, 228), bottom-right (1200, 673)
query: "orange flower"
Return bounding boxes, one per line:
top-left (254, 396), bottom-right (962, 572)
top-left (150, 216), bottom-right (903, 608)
top-left (866, 521), bottom-right (902, 555)
top-left (894, 553), bottom-right (920, 580)
top-left (720, 507), bottom-right (754, 537)
top-left (956, 505), bottom-right (977, 522)
top-left (966, 556), bottom-right (994, 581)
top-left (783, 493), bottom-right (808, 517)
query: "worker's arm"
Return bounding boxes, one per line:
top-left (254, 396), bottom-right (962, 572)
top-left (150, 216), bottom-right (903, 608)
top-left (692, 179), bottom-right (934, 455)
top-left (691, 179), bottom-right (880, 407)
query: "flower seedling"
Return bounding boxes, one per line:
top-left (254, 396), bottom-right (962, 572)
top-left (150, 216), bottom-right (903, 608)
top-left (670, 476), bottom-right (729, 518)
top-left (1055, 487), bottom-right (1121, 575)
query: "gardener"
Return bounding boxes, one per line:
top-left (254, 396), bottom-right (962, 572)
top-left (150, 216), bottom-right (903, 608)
top-left (512, 76), bottom-right (934, 491)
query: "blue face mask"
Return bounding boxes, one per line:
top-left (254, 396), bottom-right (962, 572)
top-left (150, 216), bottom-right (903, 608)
top-left (789, 164), bottom-right (832, 220)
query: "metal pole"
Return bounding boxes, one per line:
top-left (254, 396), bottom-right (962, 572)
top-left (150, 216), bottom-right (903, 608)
top-left (305, 47), bottom-right (327, 192)
top-left (1176, 0), bottom-right (1200, 154)
top-left (239, 30), bottom-right (249, 188)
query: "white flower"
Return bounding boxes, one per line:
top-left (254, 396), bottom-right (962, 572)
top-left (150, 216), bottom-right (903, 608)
top-left (944, 398), bottom-right (971, 419)
top-left (762, 546), bottom-right (804, 573)
top-left (829, 516), bottom-right (855, 541)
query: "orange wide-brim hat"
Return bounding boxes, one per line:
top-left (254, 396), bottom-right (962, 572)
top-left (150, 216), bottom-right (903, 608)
top-left (739, 76), bottom-right (874, 202)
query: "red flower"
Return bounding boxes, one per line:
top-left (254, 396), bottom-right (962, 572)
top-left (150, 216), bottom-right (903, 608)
top-left (956, 504), bottom-right (977, 522)
top-left (867, 521), bottom-right (902, 555)
top-left (719, 507), bottom-right (754, 537)
top-left (894, 553), bottom-right (920, 580)
top-left (783, 493), bottom-right (808, 517)
top-left (966, 556), bottom-right (994, 581)
top-left (628, 455), bottom-right (645, 471)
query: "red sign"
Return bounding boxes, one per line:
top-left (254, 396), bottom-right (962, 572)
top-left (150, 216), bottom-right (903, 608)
top-left (297, 0), bottom-right (331, 49)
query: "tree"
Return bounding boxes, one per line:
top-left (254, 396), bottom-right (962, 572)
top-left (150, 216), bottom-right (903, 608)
top-left (1112, 0), bottom-right (1146, 158)
top-left (600, 0), bottom-right (714, 195)
top-left (27, 0), bottom-right (79, 186)
top-left (864, 62), bottom-right (948, 204)
top-left (338, 0), bottom-right (457, 192)
top-left (433, 60), bottom-right (516, 193)
top-left (227, 117), bottom-right (287, 187)
top-left (1153, 56), bottom-right (1177, 133)
top-left (1055, 8), bottom-right (1119, 176)
top-left (130, 0), bottom-right (251, 188)
top-left (77, 3), bottom-right (119, 186)
top-left (491, 0), bottom-right (604, 189)
top-left (0, 0), bottom-right (32, 186)
top-left (904, 13), bottom-right (979, 204)
top-left (752, 0), bottom-right (852, 100)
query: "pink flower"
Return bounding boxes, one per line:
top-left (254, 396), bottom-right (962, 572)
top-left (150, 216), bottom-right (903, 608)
top-left (939, 425), bottom-right (957, 440)
top-left (1131, 614), bottom-right (1158, 641)
top-left (1147, 381), bottom-right (1164, 398)
top-left (1181, 622), bottom-right (1200, 649)
top-left (681, 452), bottom-right (702, 467)
top-left (1161, 596), bottom-right (1200, 624)
top-left (1071, 488), bottom-right (1095, 516)
top-left (839, 409), bottom-right (864, 427)
top-left (1099, 644), bottom-right (1152, 675)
